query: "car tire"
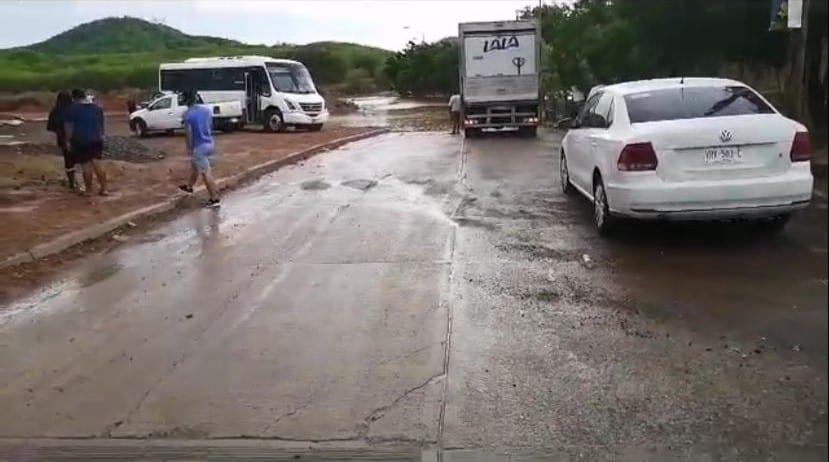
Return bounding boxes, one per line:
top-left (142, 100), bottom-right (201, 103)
top-left (593, 175), bottom-right (616, 236)
top-left (309, 124), bottom-right (323, 132)
top-left (560, 152), bottom-right (573, 195)
top-left (263, 109), bottom-right (284, 133)
top-left (134, 119), bottom-right (148, 138)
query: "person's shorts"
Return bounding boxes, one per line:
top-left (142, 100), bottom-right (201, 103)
top-left (192, 143), bottom-right (216, 173)
top-left (71, 140), bottom-right (103, 164)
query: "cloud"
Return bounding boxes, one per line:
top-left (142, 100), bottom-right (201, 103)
top-left (193, 0), bottom-right (536, 48)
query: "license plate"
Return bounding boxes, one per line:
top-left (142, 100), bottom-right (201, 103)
top-left (704, 146), bottom-right (741, 164)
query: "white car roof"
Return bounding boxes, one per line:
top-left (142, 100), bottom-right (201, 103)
top-left (602, 77), bottom-right (746, 96)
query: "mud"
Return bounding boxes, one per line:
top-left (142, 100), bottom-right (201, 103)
top-left (341, 179), bottom-right (377, 191)
top-left (301, 179), bottom-right (332, 190)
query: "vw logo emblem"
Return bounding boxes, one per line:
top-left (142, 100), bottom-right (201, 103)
top-left (719, 129), bottom-right (733, 143)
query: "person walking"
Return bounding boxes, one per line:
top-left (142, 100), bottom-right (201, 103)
top-left (178, 90), bottom-right (220, 208)
top-left (65, 89), bottom-right (108, 196)
top-left (46, 91), bottom-right (77, 190)
top-left (448, 93), bottom-right (462, 135)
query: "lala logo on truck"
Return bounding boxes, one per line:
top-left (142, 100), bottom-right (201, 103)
top-left (483, 35), bottom-right (520, 53)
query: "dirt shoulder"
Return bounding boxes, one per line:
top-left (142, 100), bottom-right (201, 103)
top-left (0, 117), bottom-right (377, 286)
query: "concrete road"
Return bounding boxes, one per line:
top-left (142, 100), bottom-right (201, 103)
top-left (0, 131), bottom-right (826, 460)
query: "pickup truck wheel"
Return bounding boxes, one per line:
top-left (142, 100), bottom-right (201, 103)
top-left (464, 128), bottom-right (477, 138)
top-left (264, 109), bottom-right (284, 133)
top-left (134, 119), bottom-right (148, 138)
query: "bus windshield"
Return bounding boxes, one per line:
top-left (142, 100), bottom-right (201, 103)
top-left (266, 63), bottom-right (317, 94)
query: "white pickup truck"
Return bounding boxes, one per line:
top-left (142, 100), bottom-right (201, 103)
top-left (129, 92), bottom-right (244, 137)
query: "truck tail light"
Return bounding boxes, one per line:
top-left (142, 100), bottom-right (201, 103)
top-left (618, 142), bottom-right (658, 171)
top-left (790, 132), bottom-right (812, 162)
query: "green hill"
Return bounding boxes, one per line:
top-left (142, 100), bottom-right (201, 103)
top-left (0, 17), bottom-right (392, 93)
top-left (26, 17), bottom-right (243, 55)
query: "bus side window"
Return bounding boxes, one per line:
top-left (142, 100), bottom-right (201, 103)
top-left (257, 69), bottom-right (271, 96)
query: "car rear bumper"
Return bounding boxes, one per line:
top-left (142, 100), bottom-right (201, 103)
top-left (284, 110), bottom-right (329, 125)
top-left (606, 167), bottom-right (814, 220)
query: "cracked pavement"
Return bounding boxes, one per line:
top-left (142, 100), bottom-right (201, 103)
top-left (0, 131), bottom-right (827, 460)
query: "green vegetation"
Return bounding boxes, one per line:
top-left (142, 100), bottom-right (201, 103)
top-left (0, 17), bottom-right (391, 93)
top-left (384, 39), bottom-right (458, 97)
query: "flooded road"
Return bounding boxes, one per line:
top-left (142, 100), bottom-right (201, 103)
top-left (0, 131), bottom-right (826, 460)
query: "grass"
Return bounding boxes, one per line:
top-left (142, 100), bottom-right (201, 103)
top-left (0, 43), bottom-right (390, 93)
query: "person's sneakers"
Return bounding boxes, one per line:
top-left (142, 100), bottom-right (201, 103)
top-left (205, 198), bottom-right (221, 208)
top-left (178, 185), bottom-right (194, 194)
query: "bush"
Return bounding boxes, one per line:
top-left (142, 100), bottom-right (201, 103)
top-left (343, 68), bottom-right (375, 94)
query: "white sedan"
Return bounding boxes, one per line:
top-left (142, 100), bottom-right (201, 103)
top-left (560, 77), bottom-right (813, 235)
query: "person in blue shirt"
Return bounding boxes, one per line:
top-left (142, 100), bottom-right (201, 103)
top-left (178, 90), bottom-right (220, 208)
top-left (64, 89), bottom-right (108, 196)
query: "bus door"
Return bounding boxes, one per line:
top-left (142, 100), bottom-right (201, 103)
top-left (244, 70), bottom-right (263, 124)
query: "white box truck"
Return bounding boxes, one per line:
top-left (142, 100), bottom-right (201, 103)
top-left (458, 19), bottom-right (541, 137)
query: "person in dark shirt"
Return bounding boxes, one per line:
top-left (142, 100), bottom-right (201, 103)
top-left (46, 91), bottom-right (77, 190)
top-left (65, 89), bottom-right (108, 196)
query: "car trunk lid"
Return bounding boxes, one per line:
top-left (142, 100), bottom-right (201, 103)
top-left (631, 114), bottom-right (793, 182)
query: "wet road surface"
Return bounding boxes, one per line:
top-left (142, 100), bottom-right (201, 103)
top-left (0, 131), bottom-right (826, 460)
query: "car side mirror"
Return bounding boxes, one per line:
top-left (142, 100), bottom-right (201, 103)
top-left (569, 119), bottom-right (580, 129)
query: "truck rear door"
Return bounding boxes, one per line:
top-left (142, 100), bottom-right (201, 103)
top-left (463, 32), bottom-right (537, 103)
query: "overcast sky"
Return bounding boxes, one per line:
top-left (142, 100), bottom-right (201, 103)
top-left (1, 0), bottom-right (544, 51)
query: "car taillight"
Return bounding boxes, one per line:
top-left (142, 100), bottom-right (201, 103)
top-left (790, 131), bottom-right (811, 162)
top-left (618, 142), bottom-right (658, 171)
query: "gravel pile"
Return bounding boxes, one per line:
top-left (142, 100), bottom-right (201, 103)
top-left (103, 136), bottom-right (166, 163)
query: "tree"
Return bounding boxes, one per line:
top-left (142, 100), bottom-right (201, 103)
top-left (383, 40), bottom-right (458, 96)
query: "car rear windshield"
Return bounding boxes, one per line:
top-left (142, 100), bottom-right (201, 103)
top-left (624, 86), bottom-right (774, 123)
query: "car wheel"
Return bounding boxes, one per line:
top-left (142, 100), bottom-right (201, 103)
top-left (264, 109), bottom-right (284, 132)
top-left (560, 152), bottom-right (573, 195)
top-left (464, 128), bottom-right (476, 138)
top-left (134, 119), bottom-right (148, 138)
top-left (593, 175), bottom-right (616, 236)
top-left (309, 124), bottom-right (323, 132)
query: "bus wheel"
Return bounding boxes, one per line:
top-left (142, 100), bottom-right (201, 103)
top-left (264, 109), bottom-right (284, 133)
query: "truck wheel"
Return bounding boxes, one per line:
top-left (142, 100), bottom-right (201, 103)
top-left (464, 128), bottom-right (477, 138)
top-left (134, 119), bottom-right (148, 138)
top-left (519, 126), bottom-right (538, 137)
top-left (756, 214), bottom-right (791, 233)
top-left (264, 109), bottom-right (284, 133)
top-left (308, 124), bottom-right (323, 132)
